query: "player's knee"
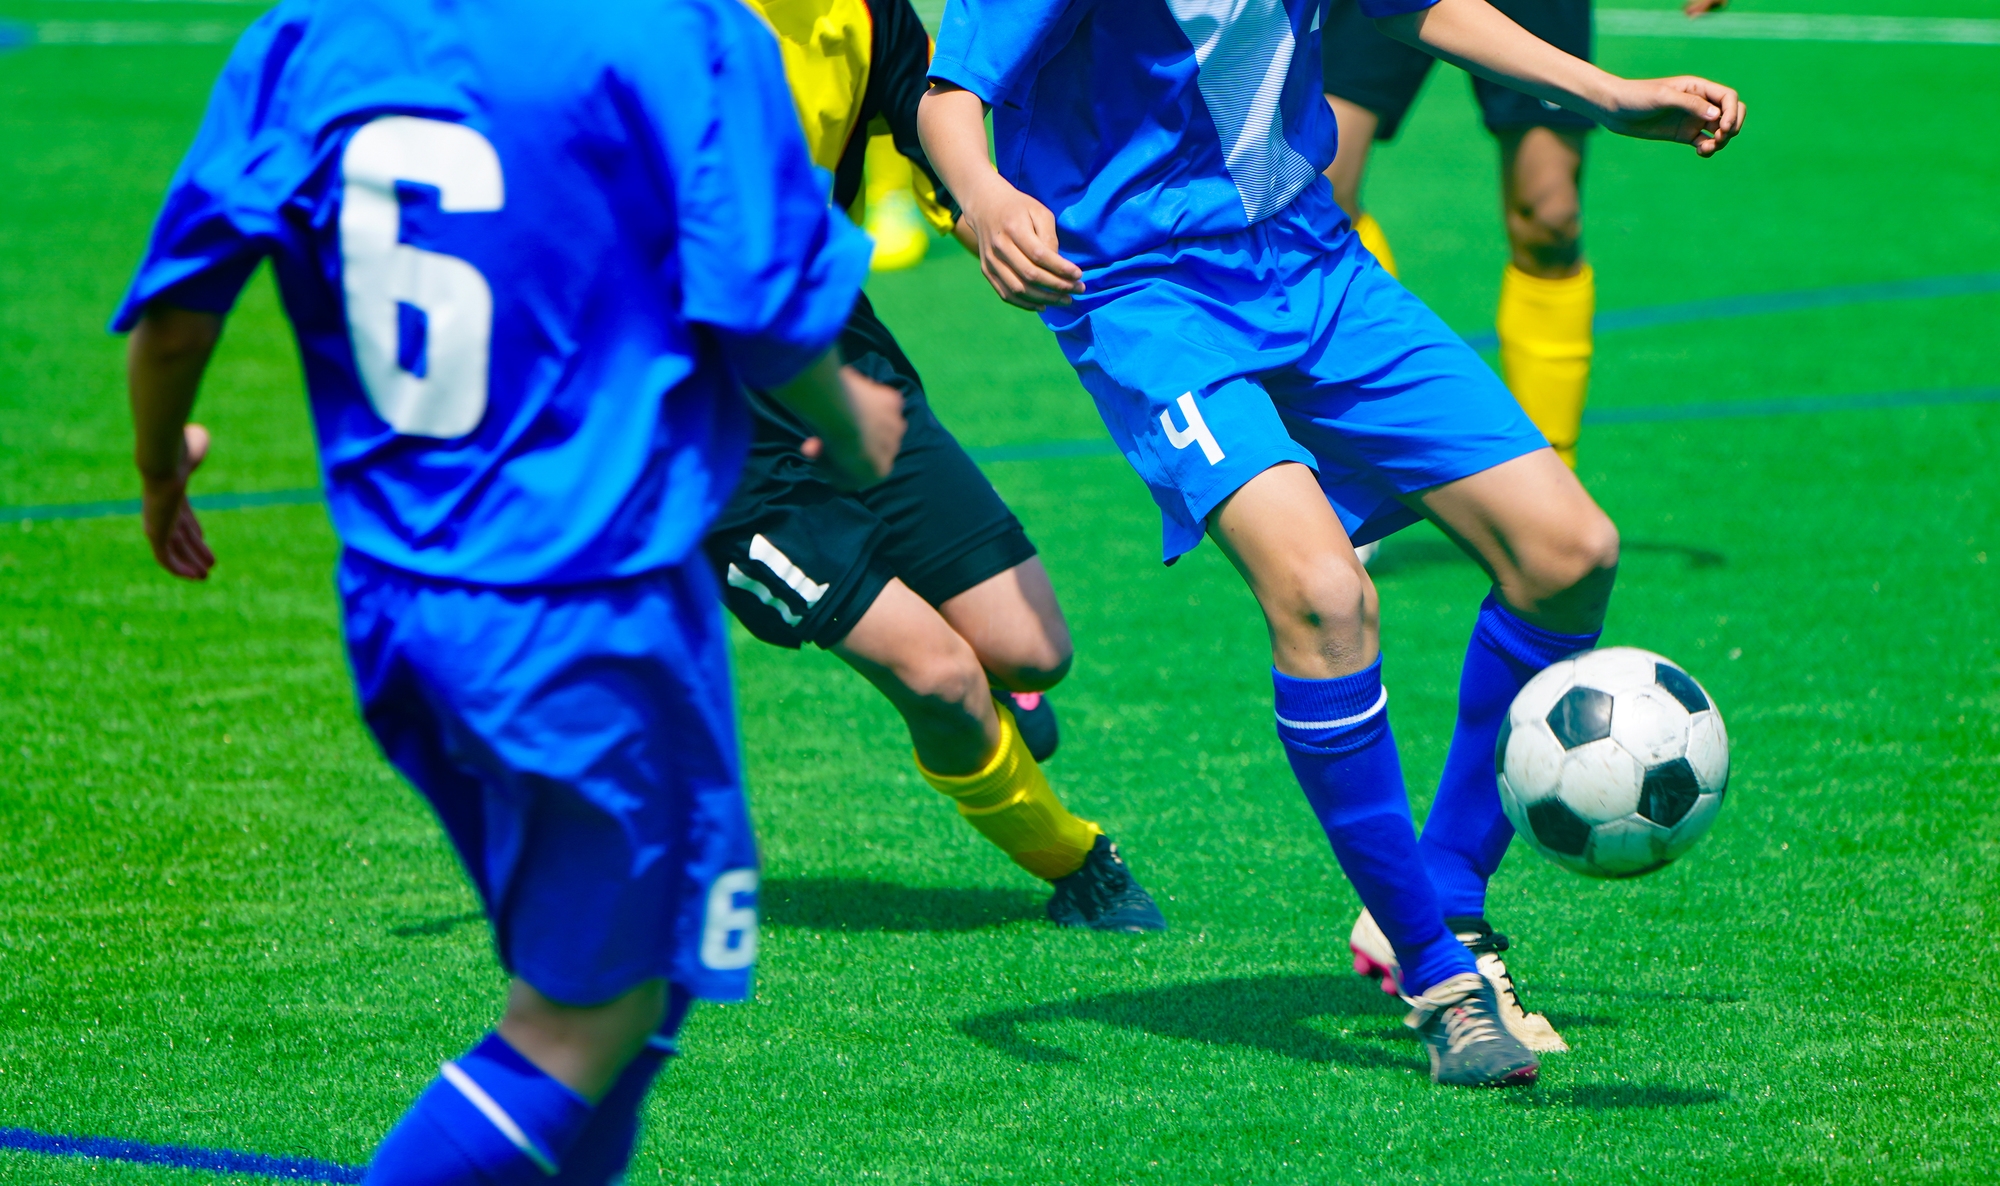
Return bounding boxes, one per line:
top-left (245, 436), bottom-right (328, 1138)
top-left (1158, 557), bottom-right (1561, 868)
top-left (1275, 554), bottom-right (1379, 647)
top-left (1520, 509), bottom-right (1620, 601)
top-left (985, 638), bottom-right (1074, 693)
top-left (1508, 194), bottom-right (1582, 270)
top-left (892, 635), bottom-right (992, 722)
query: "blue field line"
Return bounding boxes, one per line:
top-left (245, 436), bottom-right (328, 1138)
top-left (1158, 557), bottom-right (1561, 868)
top-left (0, 1127), bottom-right (364, 1182)
top-left (967, 385), bottom-right (2000, 463)
top-left (0, 485), bottom-right (322, 524)
top-left (4, 386), bottom-right (1995, 521)
top-left (1583, 385), bottom-right (2000, 425)
top-left (1455, 269), bottom-right (2000, 352)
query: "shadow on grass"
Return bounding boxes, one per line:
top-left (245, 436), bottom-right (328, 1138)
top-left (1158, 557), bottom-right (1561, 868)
top-left (1517, 1084), bottom-right (1729, 1110)
top-left (390, 910), bottom-right (484, 939)
top-left (1368, 538), bottom-right (1725, 575)
top-left (1623, 540), bottom-right (1728, 570)
top-left (956, 973), bottom-right (1411, 1071)
top-left (763, 877), bottom-right (1045, 932)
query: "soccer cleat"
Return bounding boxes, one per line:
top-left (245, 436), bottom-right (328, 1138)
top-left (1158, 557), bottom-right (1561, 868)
top-left (1046, 835), bottom-right (1167, 932)
top-left (1349, 909), bottom-right (1569, 1053)
top-left (1001, 689), bottom-right (1060, 763)
top-left (1405, 972), bottom-right (1540, 1087)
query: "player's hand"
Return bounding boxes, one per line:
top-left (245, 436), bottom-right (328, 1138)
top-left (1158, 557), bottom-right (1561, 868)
top-left (1598, 75), bottom-right (1745, 157)
top-left (1684, 0), bottom-right (1728, 15)
top-left (956, 178), bottom-right (1084, 311)
top-left (801, 367), bottom-right (905, 488)
top-left (141, 422), bottom-right (214, 581)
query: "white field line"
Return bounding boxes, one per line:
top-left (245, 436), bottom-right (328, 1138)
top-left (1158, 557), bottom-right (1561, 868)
top-left (1598, 10), bottom-right (2000, 45)
top-left (33, 20), bottom-right (243, 43)
top-left (13, 10), bottom-right (1999, 48)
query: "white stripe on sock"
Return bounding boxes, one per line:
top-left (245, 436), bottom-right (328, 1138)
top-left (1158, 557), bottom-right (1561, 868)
top-left (1275, 687), bottom-right (1389, 732)
top-left (439, 1061), bottom-right (560, 1176)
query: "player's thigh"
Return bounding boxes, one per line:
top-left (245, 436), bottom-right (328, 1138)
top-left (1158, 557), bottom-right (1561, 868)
top-left (937, 556), bottom-right (1073, 690)
top-left (1415, 448), bottom-right (1619, 626)
top-left (1323, 95), bottom-right (1379, 216)
top-left (832, 577), bottom-right (990, 714)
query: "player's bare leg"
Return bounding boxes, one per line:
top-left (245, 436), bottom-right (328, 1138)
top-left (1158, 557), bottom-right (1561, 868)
top-left (834, 577), bottom-right (1001, 773)
top-left (833, 575), bottom-right (1163, 930)
top-left (1415, 447), bottom-right (1618, 632)
top-left (1207, 462), bottom-right (1536, 1085)
top-left (1207, 463), bottom-right (1377, 679)
top-left (1322, 94), bottom-right (1400, 305)
top-left (1322, 96), bottom-right (1380, 223)
top-left (1500, 127), bottom-right (1584, 278)
top-left (938, 556), bottom-right (1073, 692)
top-left (940, 557), bottom-right (1072, 757)
top-left (499, 979), bottom-right (668, 1102)
top-left (1366, 447), bottom-right (1618, 1053)
top-left (1496, 126), bottom-right (1593, 469)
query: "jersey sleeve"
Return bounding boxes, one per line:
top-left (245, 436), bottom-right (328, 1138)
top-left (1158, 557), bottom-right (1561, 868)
top-left (928, 0), bottom-right (1084, 107)
top-left (1355, 0), bottom-right (1440, 17)
top-left (863, 0), bottom-right (959, 227)
top-left (634, 0), bottom-right (873, 391)
top-left (108, 9), bottom-right (304, 332)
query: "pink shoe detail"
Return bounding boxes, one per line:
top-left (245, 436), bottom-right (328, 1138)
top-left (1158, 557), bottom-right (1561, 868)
top-left (1349, 944), bottom-right (1402, 996)
top-left (1010, 692), bottom-right (1043, 711)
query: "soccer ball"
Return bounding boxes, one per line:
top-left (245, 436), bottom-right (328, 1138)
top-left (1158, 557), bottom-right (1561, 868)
top-left (1496, 647), bottom-right (1729, 878)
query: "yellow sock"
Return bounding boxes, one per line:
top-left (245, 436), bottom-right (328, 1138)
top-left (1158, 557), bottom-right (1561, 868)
top-left (917, 699), bottom-right (1101, 881)
top-left (1354, 212), bottom-right (1399, 280)
top-left (862, 134), bottom-right (929, 272)
top-left (1496, 263), bottom-right (1595, 469)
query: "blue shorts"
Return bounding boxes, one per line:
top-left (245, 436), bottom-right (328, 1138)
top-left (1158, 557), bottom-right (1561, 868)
top-left (339, 552), bottom-right (759, 1006)
top-left (1043, 180), bottom-right (1548, 562)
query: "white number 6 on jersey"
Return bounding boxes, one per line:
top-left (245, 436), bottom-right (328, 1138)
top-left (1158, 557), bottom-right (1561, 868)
top-left (699, 868), bottom-right (759, 971)
top-left (339, 116), bottom-right (504, 438)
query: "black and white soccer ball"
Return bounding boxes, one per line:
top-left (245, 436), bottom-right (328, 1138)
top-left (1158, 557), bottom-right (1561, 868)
top-left (1496, 647), bottom-right (1729, 879)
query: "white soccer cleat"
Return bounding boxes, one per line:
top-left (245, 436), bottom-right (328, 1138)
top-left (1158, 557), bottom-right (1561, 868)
top-left (1348, 909), bottom-right (1569, 1053)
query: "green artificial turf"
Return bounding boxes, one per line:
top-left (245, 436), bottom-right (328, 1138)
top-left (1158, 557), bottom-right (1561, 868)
top-left (1, 3), bottom-right (1997, 1182)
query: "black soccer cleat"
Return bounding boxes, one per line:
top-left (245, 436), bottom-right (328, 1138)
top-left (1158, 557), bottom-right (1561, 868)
top-left (1000, 689), bottom-right (1060, 762)
top-left (1046, 835), bottom-right (1167, 933)
top-left (1405, 973), bottom-right (1541, 1088)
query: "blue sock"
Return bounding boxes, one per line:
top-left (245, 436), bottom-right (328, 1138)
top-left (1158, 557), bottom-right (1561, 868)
top-left (551, 987), bottom-right (696, 1186)
top-left (1420, 592), bottom-right (1601, 918)
top-left (1274, 658), bottom-right (1475, 996)
top-left (366, 1033), bottom-right (592, 1185)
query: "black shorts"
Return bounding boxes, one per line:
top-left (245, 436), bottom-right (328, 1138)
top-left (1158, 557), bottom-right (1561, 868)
top-left (1322, 0), bottom-right (1595, 139)
top-left (704, 294), bottom-right (1037, 650)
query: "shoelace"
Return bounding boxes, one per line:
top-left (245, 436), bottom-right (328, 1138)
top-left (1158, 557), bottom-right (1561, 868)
top-left (1474, 952), bottom-right (1530, 1016)
top-left (1440, 995), bottom-right (1507, 1055)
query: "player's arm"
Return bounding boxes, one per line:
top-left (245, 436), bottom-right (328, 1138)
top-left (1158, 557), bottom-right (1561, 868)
top-left (1375, 0), bottom-right (1745, 156)
top-left (127, 303), bottom-right (222, 580)
top-left (916, 83), bottom-right (1082, 310)
top-left (768, 349), bottom-right (905, 487)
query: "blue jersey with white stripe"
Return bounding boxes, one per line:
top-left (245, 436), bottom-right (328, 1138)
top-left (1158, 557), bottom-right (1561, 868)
top-left (929, 0), bottom-right (1436, 266)
top-left (114, 0), bottom-right (871, 586)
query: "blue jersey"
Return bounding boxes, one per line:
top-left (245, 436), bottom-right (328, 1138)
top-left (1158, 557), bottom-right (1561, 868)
top-left (113, 0), bottom-right (872, 586)
top-left (929, 0), bottom-right (1436, 266)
